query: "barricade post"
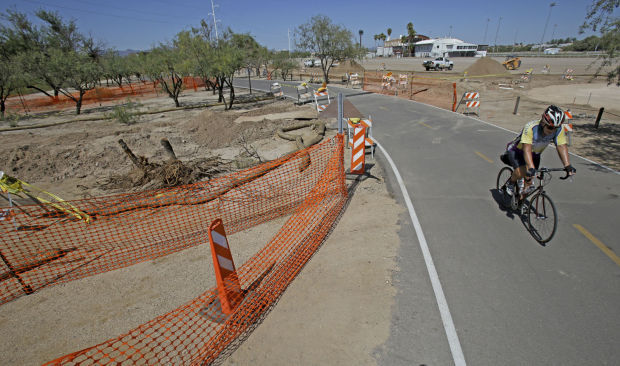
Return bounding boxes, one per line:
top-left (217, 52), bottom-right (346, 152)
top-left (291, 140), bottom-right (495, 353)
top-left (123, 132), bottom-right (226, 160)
top-left (270, 82), bottom-right (284, 99)
top-left (314, 89), bottom-right (330, 113)
top-left (207, 218), bottom-right (243, 314)
top-left (351, 124), bottom-right (366, 174)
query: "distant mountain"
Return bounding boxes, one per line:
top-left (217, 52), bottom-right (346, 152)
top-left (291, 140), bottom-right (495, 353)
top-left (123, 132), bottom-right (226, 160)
top-left (117, 49), bottom-right (141, 57)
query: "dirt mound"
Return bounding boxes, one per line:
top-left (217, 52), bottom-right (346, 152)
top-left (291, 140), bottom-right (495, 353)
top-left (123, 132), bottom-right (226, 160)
top-left (464, 57), bottom-right (510, 76)
top-left (331, 59), bottom-right (365, 75)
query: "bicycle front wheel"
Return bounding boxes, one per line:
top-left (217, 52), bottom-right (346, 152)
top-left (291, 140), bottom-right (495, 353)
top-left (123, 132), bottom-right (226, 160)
top-left (527, 192), bottom-right (558, 244)
top-left (496, 167), bottom-right (513, 208)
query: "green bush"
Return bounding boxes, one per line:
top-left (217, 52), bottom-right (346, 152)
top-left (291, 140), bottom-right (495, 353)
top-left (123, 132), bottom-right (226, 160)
top-left (3, 113), bottom-right (22, 128)
top-left (107, 99), bottom-right (142, 125)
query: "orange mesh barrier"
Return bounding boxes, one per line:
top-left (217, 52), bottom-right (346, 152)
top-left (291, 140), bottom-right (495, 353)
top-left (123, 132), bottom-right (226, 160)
top-left (363, 73), bottom-right (456, 111)
top-left (1, 135), bottom-right (347, 364)
top-left (5, 77), bottom-right (209, 113)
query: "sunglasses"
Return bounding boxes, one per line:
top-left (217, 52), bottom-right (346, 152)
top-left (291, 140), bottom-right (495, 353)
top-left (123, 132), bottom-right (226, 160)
top-left (543, 124), bottom-right (558, 130)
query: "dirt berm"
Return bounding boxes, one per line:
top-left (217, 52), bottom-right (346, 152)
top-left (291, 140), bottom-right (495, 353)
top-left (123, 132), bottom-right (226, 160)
top-left (464, 57), bottom-right (510, 76)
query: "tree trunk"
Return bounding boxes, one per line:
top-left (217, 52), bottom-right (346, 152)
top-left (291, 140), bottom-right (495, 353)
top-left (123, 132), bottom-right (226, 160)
top-left (226, 78), bottom-right (235, 110)
top-left (0, 100), bottom-right (5, 120)
top-left (76, 90), bottom-right (85, 115)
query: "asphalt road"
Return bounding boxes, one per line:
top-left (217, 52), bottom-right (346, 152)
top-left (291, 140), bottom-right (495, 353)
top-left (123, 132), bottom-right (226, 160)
top-left (234, 78), bottom-right (620, 365)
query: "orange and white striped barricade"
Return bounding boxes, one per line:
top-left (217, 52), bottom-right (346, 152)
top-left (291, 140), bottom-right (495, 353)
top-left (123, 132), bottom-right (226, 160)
top-left (520, 68), bottom-right (533, 83)
top-left (314, 89), bottom-right (330, 113)
top-left (347, 117), bottom-right (376, 158)
top-left (398, 74), bottom-right (408, 93)
top-left (297, 83), bottom-right (311, 104)
top-left (461, 91), bottom-right (480, 115)
top-left (350, 73), bottom-right (361, 89)
top-left (563, 110), bottom-right (573, 146)
top-left (562, 68), bottom-right (574, 80)
top-left (381, 74), bottom-right (395, 93)
top-left (351, 124), bottom-right (366, 174)
top-left (207, 218), bottom-right (244, 315)
top-left (270, 82), bottom-right (284, 99)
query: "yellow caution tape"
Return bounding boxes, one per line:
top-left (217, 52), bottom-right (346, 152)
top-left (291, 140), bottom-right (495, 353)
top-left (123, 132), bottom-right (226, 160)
top-left (0, 171), bottom-right (91, 223)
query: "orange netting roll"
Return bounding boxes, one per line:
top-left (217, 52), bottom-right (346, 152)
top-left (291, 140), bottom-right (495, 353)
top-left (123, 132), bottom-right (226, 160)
top-left (2, 135), bottom-right (347, 365)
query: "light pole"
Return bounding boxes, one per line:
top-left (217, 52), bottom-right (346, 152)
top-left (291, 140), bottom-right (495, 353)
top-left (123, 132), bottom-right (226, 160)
top-left (493, 17), bottom-right (502, 53)
top-left (449, 25), bottom-right (452, 38)
top-left (539, 2), bottom-right (557, 52)
top-left (483, 18), bottom-right (490, 44)
top-left (550, 24), bottom-right (557, 45)
top-left (210, 0), bottom-right (220, 40)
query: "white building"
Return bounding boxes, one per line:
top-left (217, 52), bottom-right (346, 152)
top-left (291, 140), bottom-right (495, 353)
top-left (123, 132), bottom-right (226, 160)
top-left (414, 38), bottom-right (478, 58)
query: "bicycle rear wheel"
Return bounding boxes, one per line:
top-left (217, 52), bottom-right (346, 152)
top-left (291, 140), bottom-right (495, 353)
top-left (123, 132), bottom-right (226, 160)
top-left (496, 167), bottom-right (513, 208)
top-left (527, 192), bottom-right (558, 244)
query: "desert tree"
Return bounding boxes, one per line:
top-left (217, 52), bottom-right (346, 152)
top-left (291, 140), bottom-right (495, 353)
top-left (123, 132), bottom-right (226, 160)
top-left (0, 53), bottom-right (26, 119)
top-left (101, 50), bottom-right (131, 87)
top-left (295, 15), bottom-right (357, 83)
top-left (143, 44), bottom-right (184, 107)
top-left (580, 0), bottom-right (619, 85)
top-left (269, 50), bottom-right (297, 81)
top-left (230, 32), bottom-right (266, 93)
top-left (56, 49), bottom-right (103, 114)
top-left (210, 30), bottom-right (246, 109)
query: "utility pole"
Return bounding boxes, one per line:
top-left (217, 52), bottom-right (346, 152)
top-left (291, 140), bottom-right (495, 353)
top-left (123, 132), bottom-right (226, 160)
top-left (539, 2), bottom-right (557, 53)
top-left (210, 0), bottom-right (219, 40)
top-left (512, 29), bottom-right (518, 52)
top-left (550, 24), bottom-right (557, 45)
top-left (483, 18), bottom-right (490, 44)
top-left (288, 28), bottom-right (291, 53)
top-left (493, 17), bottom-right (502, 53)
top-left (449, 25), bottom-right (452, 38)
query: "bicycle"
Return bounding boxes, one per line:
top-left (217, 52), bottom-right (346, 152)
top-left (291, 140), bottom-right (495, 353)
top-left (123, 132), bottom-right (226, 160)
top-left (496, 166), bottom-right (572, 244)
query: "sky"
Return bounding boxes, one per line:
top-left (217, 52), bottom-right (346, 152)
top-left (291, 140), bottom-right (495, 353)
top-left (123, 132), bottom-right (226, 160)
top-left (0, 0), bottom-right (614, 51)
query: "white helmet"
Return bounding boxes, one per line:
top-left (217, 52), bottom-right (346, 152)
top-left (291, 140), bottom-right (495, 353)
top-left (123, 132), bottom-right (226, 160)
top-left (542, 105), bottom-right (565, 127)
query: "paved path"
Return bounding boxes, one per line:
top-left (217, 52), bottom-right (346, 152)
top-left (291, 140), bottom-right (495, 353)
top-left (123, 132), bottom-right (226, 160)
top-left (235, 78), bottom-right (620, 365)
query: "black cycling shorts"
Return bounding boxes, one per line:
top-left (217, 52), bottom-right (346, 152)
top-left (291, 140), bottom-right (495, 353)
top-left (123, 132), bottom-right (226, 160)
top-left (507, 149), bottom-right (540, 169)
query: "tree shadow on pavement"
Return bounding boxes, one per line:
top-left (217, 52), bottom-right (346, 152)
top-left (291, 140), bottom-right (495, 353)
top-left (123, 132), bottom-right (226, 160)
top-left (573, 122), bottom-right (620, 172)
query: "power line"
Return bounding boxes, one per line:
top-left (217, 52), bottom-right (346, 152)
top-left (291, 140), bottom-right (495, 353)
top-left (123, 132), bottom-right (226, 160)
top-left (22, 0), bottom-right (179, 25)
top-left (62, 0), bottom-right (175, 19)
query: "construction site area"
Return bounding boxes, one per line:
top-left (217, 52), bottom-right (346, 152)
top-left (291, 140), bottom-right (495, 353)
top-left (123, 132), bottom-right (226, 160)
top-left (1, 55), bottom-right (619, 365)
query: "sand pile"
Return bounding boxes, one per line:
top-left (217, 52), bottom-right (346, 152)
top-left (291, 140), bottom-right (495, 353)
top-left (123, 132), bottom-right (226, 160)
top-left (464, 57), bottom-right (510, 76)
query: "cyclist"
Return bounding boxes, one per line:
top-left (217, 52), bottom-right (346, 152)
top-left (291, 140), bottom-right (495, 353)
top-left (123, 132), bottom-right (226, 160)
top-left (502, 105), bottom-right (576, 196)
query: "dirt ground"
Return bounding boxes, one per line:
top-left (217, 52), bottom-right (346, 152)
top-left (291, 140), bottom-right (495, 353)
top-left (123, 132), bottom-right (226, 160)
top-left (0, 56), bottom-right (618, 365)
top-left (0, 86), bottom-right (401, 365)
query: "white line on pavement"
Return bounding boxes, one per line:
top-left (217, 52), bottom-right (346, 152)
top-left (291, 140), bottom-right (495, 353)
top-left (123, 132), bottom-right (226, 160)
top-left (376, 140), bottom-right (467, 366)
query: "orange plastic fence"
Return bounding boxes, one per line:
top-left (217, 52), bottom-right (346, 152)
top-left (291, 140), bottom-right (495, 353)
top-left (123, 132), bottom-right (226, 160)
top-left (1, 135), bottom-right (347, 364)
top-left (363, 74), bottom-right (456, 111)
top-left (5, 77), bottom-right (209, 113)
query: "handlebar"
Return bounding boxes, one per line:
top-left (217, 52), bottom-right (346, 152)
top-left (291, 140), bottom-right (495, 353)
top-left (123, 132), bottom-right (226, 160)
top-left (536, 167), bottom-right (573, 180)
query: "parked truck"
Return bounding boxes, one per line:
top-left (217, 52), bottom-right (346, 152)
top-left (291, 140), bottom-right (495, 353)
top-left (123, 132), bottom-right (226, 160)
top-left (423, 57), bottom-right (454, 71)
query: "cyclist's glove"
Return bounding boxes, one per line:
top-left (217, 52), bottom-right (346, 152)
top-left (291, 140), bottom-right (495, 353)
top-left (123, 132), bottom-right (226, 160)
top-left (564, 165), bottom-right (576, 174)
top-left (526, 168), bottom-right (536, 178)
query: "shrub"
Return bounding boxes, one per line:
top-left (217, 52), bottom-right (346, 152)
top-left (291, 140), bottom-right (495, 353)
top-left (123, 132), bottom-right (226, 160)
top-left (107, 99), bottom-right (142, 125)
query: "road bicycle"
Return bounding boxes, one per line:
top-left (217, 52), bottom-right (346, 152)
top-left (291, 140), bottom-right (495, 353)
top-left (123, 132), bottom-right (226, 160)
top-left (496, 166), bottom-right (572, 244)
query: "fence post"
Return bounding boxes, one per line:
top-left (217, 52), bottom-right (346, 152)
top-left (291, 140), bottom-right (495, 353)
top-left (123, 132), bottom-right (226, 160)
top-left (595, 107), bottom-right (604, 129)
top-left (513, 96), bottom-right (521, 115)
top-left (452, 83), bottom-right (457, 112)
top-left (338, 93), bottom-right (343, 134)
